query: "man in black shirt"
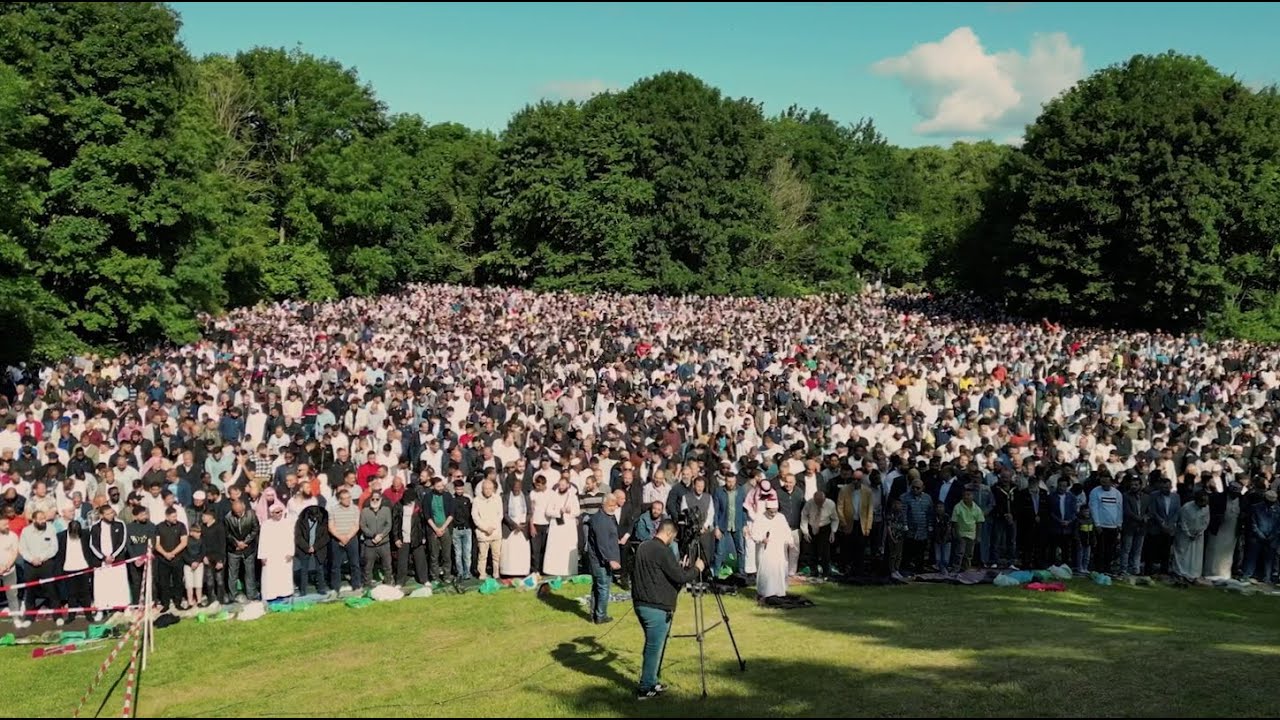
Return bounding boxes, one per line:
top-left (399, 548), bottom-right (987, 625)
top-left (630, 519), bottom-right (703, 700)
top-left (155, 507), bottom-right (188, 610)
top-left (451, 479), bottom-right (474, 580)
top-left (125, 506), bottom-right (156, 603)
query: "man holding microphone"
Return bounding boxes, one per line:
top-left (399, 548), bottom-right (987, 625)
top-left (630, 518), bottom-right (704, 700)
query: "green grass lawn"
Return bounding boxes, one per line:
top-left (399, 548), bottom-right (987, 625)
top-left (6, 580), bottom-right (1280, 718)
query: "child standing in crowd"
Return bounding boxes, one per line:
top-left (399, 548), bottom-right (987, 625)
top-left (184, 522), bottom-right (207, 608)
top-left (1075, 506), bottom-right (1096, 573)
top-left (932, 502), bottom-right (952, 572)
top-left (886, 497), bottom-right (908, 579)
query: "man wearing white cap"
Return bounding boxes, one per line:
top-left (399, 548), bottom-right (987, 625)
top-left (749, 498), bottom-right (794, 600)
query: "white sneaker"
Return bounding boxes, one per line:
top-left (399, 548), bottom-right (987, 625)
top-left (14, 619), bottom-right (30, 629)
top-left (55, 618), bottom-right (65, 627)
top-left (93, 612), bottom-right (104, 622)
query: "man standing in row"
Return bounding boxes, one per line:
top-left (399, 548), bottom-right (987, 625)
top-left (587, 494), bottom-right (621, 624)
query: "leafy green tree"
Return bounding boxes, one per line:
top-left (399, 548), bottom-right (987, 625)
top-left (0, 2), bottom-right (202, 351)
top-left (991, 52), bottom-right (1280, 331)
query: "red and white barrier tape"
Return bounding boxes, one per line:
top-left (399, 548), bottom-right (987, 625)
top-left (120, 627), bottom-right (143, 718)
top-left (72, 614), bottom-right (142, 718)
top-left (2, 603), bottom-right (141, 619)
top-left (0, 554), bottom-right (141, 593)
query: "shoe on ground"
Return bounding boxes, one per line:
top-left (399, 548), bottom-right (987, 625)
top-left (93, 611), bottom-right (104, 622)
top-left (14, 619), bottom-right (30, 629)
top-left (55, 618), bottom-right (65, 627)
top-left (636, 688), bottom-right (660, 701)
top-left (595, 615), bottom-right (615, 625)
top-left (653, 683), bottom-right (668, 694)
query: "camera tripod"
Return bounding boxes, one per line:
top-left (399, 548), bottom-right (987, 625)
top-left (656, 535), bottom-right (746, 698)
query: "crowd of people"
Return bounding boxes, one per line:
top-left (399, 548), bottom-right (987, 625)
top-left (2, 284), bottom-right (1280, 630)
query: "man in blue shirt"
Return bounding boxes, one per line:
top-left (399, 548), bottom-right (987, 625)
top-left (587, 494), bottom-right (622, 624)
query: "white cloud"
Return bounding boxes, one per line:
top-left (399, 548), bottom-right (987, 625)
top-left (539, 79), bottom-right (617, 101)
top-left (872, 27), bottom-right (1084, 136)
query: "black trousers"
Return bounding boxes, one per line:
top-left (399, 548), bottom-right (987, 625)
top-left (1146, 533), bottom-right (1173, 574)
top-left (64, 573), bottom-right (92, 618)
top-left (24, 562), bottom-right (62, 611)
top-left (395, 543), bottom-right (429, 585)
top-left (809, 528), bottom-right (833, 575)
top-left (1097, 528), bottom-right (1121, 572)
top-left (531, 525), bottom-right (548, 573)
top-left (843, 526), bottom-right (868, 575)
top-left (428, 529), bottom-right (453, 581)
top-left (903, 537), bottom-right (929, 572)
top-left (128, 562), bottom-right (146, 604)
top-left (156, 558), bottom-right (184, 608)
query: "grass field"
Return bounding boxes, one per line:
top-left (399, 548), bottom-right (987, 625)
top-left (6, 580), bottom-right (1280, 718)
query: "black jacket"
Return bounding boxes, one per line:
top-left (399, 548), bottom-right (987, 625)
top-left (88, 519), bottom-right (128, 567)
top-left (587, 511), bottom-right (621, 567)
top-left (420, 489), bottom-right (456, 530)
top-left (631, 537), bottom-right (699, 612)
top-left (392, 502), bottom-right (427, 547)
top-left (294, 505), bottom-right (331, 560)
top-left (502, 490), bottom-right (531, 530)
top-left (224, 511), bottom-right (260, 555)
top-left (201, 519), bottom-right (228, 564)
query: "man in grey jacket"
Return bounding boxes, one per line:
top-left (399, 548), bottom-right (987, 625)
top-left (360, 492), bottom-right (394, 588)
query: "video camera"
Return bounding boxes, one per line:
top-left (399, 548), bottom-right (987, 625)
top-left (676, 506), bottom-right (705, 556)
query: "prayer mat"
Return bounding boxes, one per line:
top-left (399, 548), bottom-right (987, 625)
top-left (760, 594), bottom-right (816, 610)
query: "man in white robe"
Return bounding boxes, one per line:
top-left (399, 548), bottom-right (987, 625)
top-left (1173, 492), bottom-right (1210, 580)
top-left (89, 505), bottom-right (130, 618)
top-left (500, 479), bottom-right (531, 577)
top-left (542, 476), bottom-right (581, 576)
top-left (750, 499), bottom-right (794, 600)
top-left (258, 503), bottom-right (295, 601)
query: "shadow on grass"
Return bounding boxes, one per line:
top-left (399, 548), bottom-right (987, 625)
top-left (549, 582), bottom-right (1280, 717)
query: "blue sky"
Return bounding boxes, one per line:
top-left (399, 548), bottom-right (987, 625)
top-left (171, 2), bottom-right (1280, 147)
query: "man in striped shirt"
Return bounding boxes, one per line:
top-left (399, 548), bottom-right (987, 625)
top-left (578, 474), bottom-right (606, 571)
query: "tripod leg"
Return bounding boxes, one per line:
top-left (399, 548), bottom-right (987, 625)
top-left (695, 592), bottom-right (708, 698)
top-left (713, 588), bottom-right (746, 671)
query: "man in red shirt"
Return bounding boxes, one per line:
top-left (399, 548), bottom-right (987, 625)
top-left (356, 451), bottom-right (381, 490)
top-left (17, 411), bottom-right (42, 443)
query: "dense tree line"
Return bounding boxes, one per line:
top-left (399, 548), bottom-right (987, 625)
top-left (0, 3), bottom-right (1277, 363)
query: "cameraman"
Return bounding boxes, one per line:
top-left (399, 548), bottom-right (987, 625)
top-left (631, 518), bottom-right (704, 700)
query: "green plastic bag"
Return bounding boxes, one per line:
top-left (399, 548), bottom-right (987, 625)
top-left (344, 596), bottom-right (374, 609)
top-left (478, 578), bottom-right (501, 595)
top-left (0, 633), bottom-right (14, 646)
top-left (548, 577), bottom-right (563, 591)
top-left (86, 624), bottom-right (108, 640)
top-left (569, 574), bottom-right (592, 585)
top-left (59, 630), bottom-right (87, 642)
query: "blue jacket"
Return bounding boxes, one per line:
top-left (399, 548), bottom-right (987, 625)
top-left (1252, 502), bottom-right (1280, 546)
top-left (1049, 490), bottom-right (1078, 535)
top-left (633, 512), bottom-right (663, 542)
top-left (712, 486), bottom-right (748, 533)
top-left (587, 511), bottom-right (621, 567)
top-left (218, 415), bottom-right (244, 443)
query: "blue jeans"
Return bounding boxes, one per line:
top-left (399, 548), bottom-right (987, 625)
top-left (978, 521), bottom-right (993, 565)
top-left (330, 537), bottom-right (362, 590)
top-left (1120, 530), bottom-right (1144, 574)
top-left (713, 528), bottom-right (745, 576)
top-left (934, 541), bottom-right (951, 570)
top-left (1075, 543), bottom-right (1092, 573)
top-left (1244, 537), bottom-right (1275, 582)
top-left (634, 604), bottom-right (671, 692)
top-left (452, 529), bottom-right (473, 579)
top-left (590, 563), bottom-right (612, 620)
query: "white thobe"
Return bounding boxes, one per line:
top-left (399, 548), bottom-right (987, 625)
top-left (93, 522), bottom-right (131, 608)
top-left (542, 490), bottom-right (581, 576)
top-left (750, 513), bottom-right (794, 598)
top-left (258, 516), bottom-right (296, 601)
